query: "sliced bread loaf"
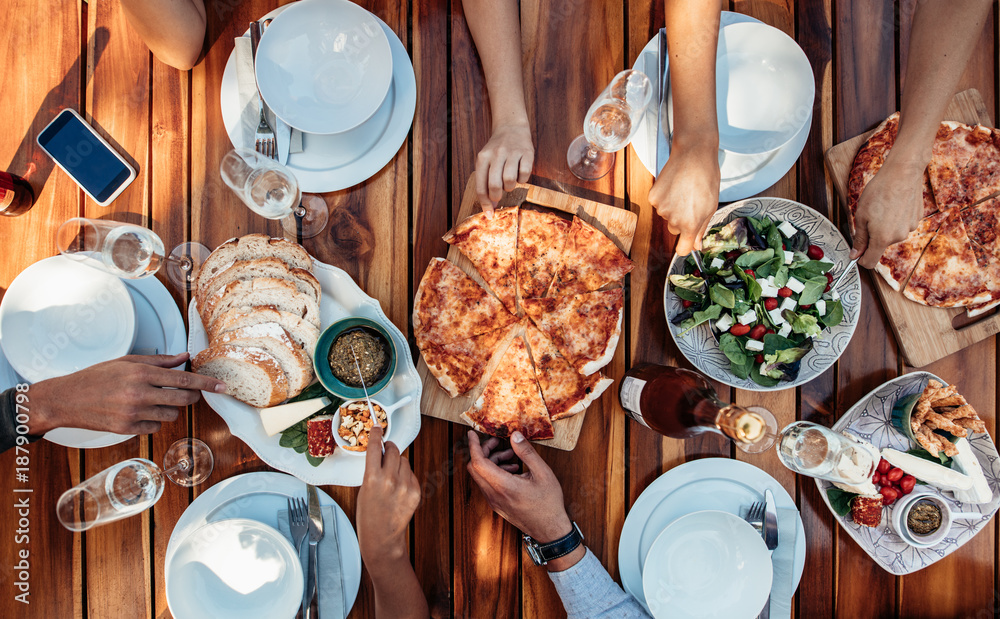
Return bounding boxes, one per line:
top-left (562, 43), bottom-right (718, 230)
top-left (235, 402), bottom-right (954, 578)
top-left (197, 234), bottom-right (313, 290)
top-left (192, 344), bottom-right (289, 407)
top-left (214, 323), bottom-right (313, 397)
top-left (209, 306), bottom-right (320, 352)
top-left (197, 256), bottom-right (321, 309)
top-left (200, 278), bottom-right (322, 328)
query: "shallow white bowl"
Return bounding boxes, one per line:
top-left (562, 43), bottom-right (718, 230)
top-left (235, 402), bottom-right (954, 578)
top-left (642, 510), bottom-right (772, 619)
top-left (715, 21), bottom-right (814, 155)
top-left (166, 518), bottom-right (303, 619)
top-left (0, 255), bottom-right (137, 383)
top-left (255, 0), bottom-right (393, 135)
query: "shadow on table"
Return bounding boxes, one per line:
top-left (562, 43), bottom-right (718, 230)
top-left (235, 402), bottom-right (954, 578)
top-left (4, 27), bottom-right (110, 201)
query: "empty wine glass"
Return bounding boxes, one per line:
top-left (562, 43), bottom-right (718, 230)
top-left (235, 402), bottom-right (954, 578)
top-left (220, 148), bottom-right (329, 239)
top-left (56, 218), bottom-right (210, 291)
top-left (568, 70), bottom-right (653, 180)
top-left (56, 439), bottom-right (214, 532)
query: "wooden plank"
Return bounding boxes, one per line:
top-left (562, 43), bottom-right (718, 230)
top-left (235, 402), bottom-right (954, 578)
top-left (832, 0), bottom-right (898, 616)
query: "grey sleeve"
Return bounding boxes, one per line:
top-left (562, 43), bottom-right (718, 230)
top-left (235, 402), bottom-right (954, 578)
top-left (546, 548), bottom-right (651, 619)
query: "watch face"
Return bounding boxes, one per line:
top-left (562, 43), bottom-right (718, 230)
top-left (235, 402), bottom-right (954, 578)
top-left (525, 542), bottom-right (545, 565)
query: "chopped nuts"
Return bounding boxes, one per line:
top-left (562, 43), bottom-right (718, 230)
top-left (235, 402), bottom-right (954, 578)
top-left (337, 401), bottom-right (388, 452)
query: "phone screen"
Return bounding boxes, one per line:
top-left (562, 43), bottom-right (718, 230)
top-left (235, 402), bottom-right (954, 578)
top-left (38, 111), bottom-right (133, 203)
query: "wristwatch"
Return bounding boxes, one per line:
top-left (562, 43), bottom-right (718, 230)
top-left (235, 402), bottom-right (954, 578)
top-left (523, 522), bottom-right (584, 566)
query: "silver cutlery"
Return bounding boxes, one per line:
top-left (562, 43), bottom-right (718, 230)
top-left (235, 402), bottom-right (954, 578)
top-left (745, 500), bottom-right (765, 533)
top-left (287, 496), bottom-right (309, 574)
top-left (763, 489), bottom-right (778, 550)
top-left (249, 21), bottom-right (277, 160)
top-left (350, 344), bottom-right (384, 455)
top-left (655, 28), bottom-right (670, 173)
top-left (831, 257), bottom-right (859, 292)
top-left (688, 250), bottom-right (720, 343)
top-left (304, 484), bottom-right (325, 619)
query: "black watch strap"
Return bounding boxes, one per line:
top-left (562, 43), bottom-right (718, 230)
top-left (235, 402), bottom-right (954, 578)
top-left (524, 522), bottom-right (584, 565)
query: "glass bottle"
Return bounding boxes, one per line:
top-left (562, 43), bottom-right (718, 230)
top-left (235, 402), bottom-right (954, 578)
top-left (0, 170), bottom-right (35, 217)
top-left (776, 421), bottom-right (880, 484)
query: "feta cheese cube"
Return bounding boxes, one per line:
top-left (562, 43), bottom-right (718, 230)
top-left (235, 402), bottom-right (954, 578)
top-left (777, 221), bottom-right (798, 237)
top-left (759, 282), bottom-right (779, 298)
top-left (760, 361), bottom-right (770, 375)
top-left (768, 308), bottom-right (786, 325)
top-left (745, 339), bottom-right (764, 352)
top-left (710, 257), bottom-right (724, 270)
top-left (785, 277), bottom-right (806, 294)
top-left (778, 323), bottom-right (792, 338)
top-left (766, 275), bottom-right (775, 284)
top-left (780, 297), bottom-right (797, 312)
top-left (737, 309), bottom-right (757, 325)
top-left (716, 313), bottom-right (734, 332)
top-left (816, 299), bottom-right (827, 316)
top-left (783, 251), bottom-right (794, 265)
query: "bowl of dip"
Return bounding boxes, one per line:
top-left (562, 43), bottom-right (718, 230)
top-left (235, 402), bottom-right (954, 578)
top-left (890, 492), bottom-right (984, 548)
top-left (314, 317), bottom-right (396, 400)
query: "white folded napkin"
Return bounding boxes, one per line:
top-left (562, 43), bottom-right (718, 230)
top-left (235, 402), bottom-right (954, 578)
top-left (234, 36), bottom-right (302, 163)
top-left (768, 506), bottom-right (799, 619)
top-left (278, 506), bottom-right (347, 619)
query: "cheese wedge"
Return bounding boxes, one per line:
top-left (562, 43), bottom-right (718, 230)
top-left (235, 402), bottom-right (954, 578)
top-left (260, 396), bottom-right (331, 436)
top-left (950, 438), bottom-right (993, 504)
top-left (832, 479), bottom-right (878, 496)
top-left (881, 448), bottom-right (973, 492)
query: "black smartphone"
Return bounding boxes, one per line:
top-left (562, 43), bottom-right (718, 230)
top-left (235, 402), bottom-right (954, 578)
top-left (36, 108), bottom-right (137, 206)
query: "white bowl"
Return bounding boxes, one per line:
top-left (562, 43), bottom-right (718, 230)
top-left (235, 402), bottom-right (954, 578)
top-left (715, 21), bottom-right (814, 155)
top-left (255, 0), bottom-right (393, 135)
top-left (890, 492), bottom-right (984, 549)
top-left (166, 518), bottom-right (303, 619)
top-left (642, 510), bottom-right (772, 619)
top-left (0, 255), bottom-right (137, 383)
top-left (332, 395), bottom-right (411, 456)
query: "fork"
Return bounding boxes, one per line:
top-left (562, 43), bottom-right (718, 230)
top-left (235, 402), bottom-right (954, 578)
top-left (287, 497), bottom-right (309, 605)
top-left (745, 500), bottom-right (765, 533)
top-left (249, 21), bottom-right (277, 160)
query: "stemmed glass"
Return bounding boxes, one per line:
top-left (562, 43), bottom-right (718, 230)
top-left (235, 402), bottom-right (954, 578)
top-left (55, 218), bottom-right (210, 291)
top-left (56, 438), bottom-right (214, 532)
top-left (568, 69), bottom-right (653, 180)
top-left (220, 148), bottom-right (329, 239)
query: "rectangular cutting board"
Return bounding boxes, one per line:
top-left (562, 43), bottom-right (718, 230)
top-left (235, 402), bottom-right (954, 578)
top-left (416, 176), bottom-right (637, 451)
top-left (824, 88), bottom-right (1000, 367)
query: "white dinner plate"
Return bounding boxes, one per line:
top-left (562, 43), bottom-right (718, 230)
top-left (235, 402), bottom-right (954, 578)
top-left (165, 472), bottom-right (361, 616)
top-left (221, 7), bottom-right (416, 193)
top-left (166, 518), bottom-right (303, 619)
top-left (642, 510), bottom-right (772, 619)
top-left (188, 258), bottom-right (422, 487)
top-left (618, 458), bottom-right (805, 613)
top-left (630, 11), bottom-right (812, 202)
top-left (664, 197), bottom-right (861, 391)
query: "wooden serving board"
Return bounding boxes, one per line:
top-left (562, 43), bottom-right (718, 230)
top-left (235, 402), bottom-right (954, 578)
top-left (416, 176), bottom-right (637, 451)
top-left (824, 88), bottom-right (1000, 367)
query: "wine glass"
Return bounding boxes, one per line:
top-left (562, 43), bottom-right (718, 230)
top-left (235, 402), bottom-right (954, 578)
top-left (56, 439), bottom-right (214, 531)
top-left (55, 218), bottom-right (210, 291)
top-left (568, 70), bottom-right (653, 180)
top-left (220, 148), bottom-right (329, 239)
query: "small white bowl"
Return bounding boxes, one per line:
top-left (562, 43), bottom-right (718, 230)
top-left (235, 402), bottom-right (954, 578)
top-left (255, 0), bottom-right (393, 135)
top-left (332, 395), bottom-right (411, 455)
top-left (0, 255), bottom-right (137, 383)
top-left (891, 492), bottom-right (983, 548)
top-left (165, 518), bottom-right (303, 619)
top-left (715, 21), bottom-right (814, 155)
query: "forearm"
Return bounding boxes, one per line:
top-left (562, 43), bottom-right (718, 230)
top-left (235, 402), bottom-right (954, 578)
top-left (462, 0), bottom-right (529, 127)
top-left (118, 0), bottom-right (206, 70)
top-left (664, 0), bottom-right (721, 153)
top-left (548, 548), bottom-right (651, 619)
top-left (368, 555), bottom-right (430, 619)
top-left (892, 0), bottom-right (992, 166)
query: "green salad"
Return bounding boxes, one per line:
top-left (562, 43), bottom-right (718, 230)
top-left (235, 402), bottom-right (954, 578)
top-left (669, 216), bottom-right (845, 386)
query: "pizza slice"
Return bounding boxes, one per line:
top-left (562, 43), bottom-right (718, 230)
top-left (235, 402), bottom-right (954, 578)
top-left (921, 170), bottom-right (938, 218)
top-left (413, 257), bottom-right (517, 347)
top-left (547, 216), bottom-right (634, 297)
top-left (517, 209), bottom-right (571, 301)
top-left (443, 206), bottom-right (520, 313)
top-left (903, 209), bottom-right (992, 307)
top-left (421, 325), bottom-right (511, 397)
top-left (461, 336), bottom-right (554, 440)
top-left (928, 122), bottom-right (988, 209)
top-left (959, 197), bottom-right (1000, 317)
top-left (522, 288), bottom-right (624, 376)
top-left (960, 128), bottom-right (1000, 205)
top-left (847, 112), bottom-right (899, 233)
top-left (525, 322), bottom-right (612, 420)
top-left (874, 210), bottom-right (948, 291)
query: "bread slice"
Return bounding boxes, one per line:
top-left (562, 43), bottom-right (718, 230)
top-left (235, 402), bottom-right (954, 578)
top-left (209, 306), bottom-right (320, 352)
top-left (197, 256), bottom-right (321, 310)
top-left (192, 344), bottom-right (289, 407)
top-left (197, 234), bottom-right (313, 290)
top-left (200, 278), bottom-right (321, 328)
top-left (214, 323), bottom-right (313, 397)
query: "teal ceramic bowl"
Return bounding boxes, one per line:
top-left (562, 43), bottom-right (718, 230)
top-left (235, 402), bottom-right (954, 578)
top-left (314, 317), bottom-right (397, 400)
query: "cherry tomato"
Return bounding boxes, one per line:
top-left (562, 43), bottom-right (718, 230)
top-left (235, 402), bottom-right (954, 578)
top-left (825, 272), bottom-right (835, 285)
top-left (899, 475), bottom-right (916, 495)
top-left (682, 299), bottom-right (693, 308)
top-left (744, 268), bottom-right (755, 276)
top-left (782, 243), bottom-right (787, 250)
top-left (754, 354), bottom-right (764, 363)
top-left (764, 298), bottom-right (779, 311)
top-left (693, 270), bottom-right (702, 277)
top-left (729, 323), bottom-right (751, 336)
top-left (748, 324), bottom-right (766, 340)
top-left (877, 458), bottom-right (891, 474)
top-left (766, 328), bottom-right (776, 335)
top-left (886, 467), bottom-right (904, 483)
top-left (799, 304), bottom-right (812, 310)
top-left (879, 486), bottom-right (899, 505)
top-left (807, 244), bottom-right (824, 260)
top-left (778, 287), bottom-right (793, 298)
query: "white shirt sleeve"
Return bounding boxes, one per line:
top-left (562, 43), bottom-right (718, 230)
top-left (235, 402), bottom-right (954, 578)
top-left (546, 548), bottom-right (651, 619)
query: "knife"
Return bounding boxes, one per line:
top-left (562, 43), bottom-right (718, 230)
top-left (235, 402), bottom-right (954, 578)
top-left (305, 484), bottom-right (325, 619)
top-left (758, 488), bottom-right (779, 619)
top-left (655, 28), bottom-right (670, 175)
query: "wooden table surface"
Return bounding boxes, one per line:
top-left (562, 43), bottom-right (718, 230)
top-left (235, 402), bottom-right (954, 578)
top-left (1, 1), bottom-right (997, 617)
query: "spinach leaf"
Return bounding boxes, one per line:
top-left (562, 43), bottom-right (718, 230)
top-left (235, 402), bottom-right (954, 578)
top-left (730, 355), bottom-right (753, 379)
top-left (773, 265), bottom-right (790, 288)
top-left (293, 443), bottom-right (307, 454)
top-left (750, 370), bottom-right (780, 387)
top-left (735, 248), bottom-right (774, 269)
top-left (796, 276), bottom-right (829, 306)
top-left (677, 304), bottom-right (722, 335)
top-left (766, 223), bottom-right (785, 255)
top-left (791, 260), bottom-right (835, 279)
top-left (762, 333), bottom-right (796, 355)
top-left (719, 333), bottom-right (752, 379)
top-left (755, 261), bottom-right (773, 279)
top-left (784, 310), bottom-right (822, 337)
top-left (669, 274), bottom-right (707, 293)
top-left (735, 268), bottom-right (762, 302)
top-left (826, 487), bottom-right (856, 517)
top-left (306, 454), bottom-right (326, 467)
top-left (821, 299), bottom-right (844, 327)
top-left (906, 447), bottom-right (953, 467)
top-left (710, 284), bottom-right (736, 309)
top-left (745, 217), bottom-right (769, 249)
top-left (673, 287), bottom-right (705, 303)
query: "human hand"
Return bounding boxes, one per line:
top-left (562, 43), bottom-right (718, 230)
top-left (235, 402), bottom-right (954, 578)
top-left (466, 430), bottom-right (572, 543)
top-left (850, 159), bottom-right (925, 269)
top-left (28, 353), bottom-right (225, 436)
top-left (357, 425), bottom-right (421, 569)
top-left (475, 122), bottom-right (534, 214)
top-left (648, 143), bottom-right (721, 256)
